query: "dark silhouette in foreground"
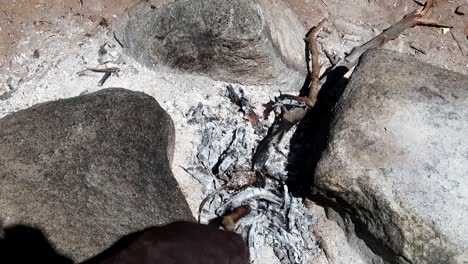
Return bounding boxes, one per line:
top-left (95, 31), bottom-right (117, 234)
top-left (81, 221), bottom-right (249, 264)
top-left (0, 225), bottom-right (73, 264)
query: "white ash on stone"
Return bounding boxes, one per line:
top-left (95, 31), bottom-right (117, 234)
top-left (185, 85), bottom-right (320, 264)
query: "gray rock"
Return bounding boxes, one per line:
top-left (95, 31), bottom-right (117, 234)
top-left (113, 0), bottom-right (306, 89)
top-left (0, 88), bottom-right (194, 261)
top-left (315, 50), bottom-right (468, 264)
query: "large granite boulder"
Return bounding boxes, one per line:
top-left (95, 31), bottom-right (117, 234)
top-left (315, 50), bottom-right (468, 264)
top-left (0, 88), bottom-right (194, 261)
top-left (113, 0), bottom-right (306, 89)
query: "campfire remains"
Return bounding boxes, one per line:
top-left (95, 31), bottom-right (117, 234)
top-left (185, 85), bottom-right (319, 263)
top-left (184, 1), bottom-right (448, 263)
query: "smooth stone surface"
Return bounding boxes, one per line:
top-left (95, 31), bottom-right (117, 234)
top-left (315, 49), bottom-right (468, 264)
top-left (0, 88), bottom-right (194, 261)
top-left (113, 0), bottom-right (306, 89)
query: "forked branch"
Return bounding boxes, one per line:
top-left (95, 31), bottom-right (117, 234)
top-left (279, 18), bottom-right (327, 108)
top-left (252, 0), bottom-right (443, 173)
top-left (320, 0), bottom-right (442, 86)
top-left (304, 18), bottom-right (327, 106)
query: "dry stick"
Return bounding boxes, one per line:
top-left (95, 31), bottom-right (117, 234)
top-left (409, 44), bottom-right (427, 54)
top-left (79, 0), bottom-right (84, 22)
top-left (252, 20), bottom-right (328, 169)
top-left (97, 72), bottom-right (112, 86)
top-left (319, 0), bottom-right (437, 87)
top-left (77, 67), bottom-right (120, 76)
top-left (304, 18), bottom-right (327, 106)
top-left (415, 18), bottom-right (452, 28)
top-left (451, 29), bottom-right (468, 56)
top-left (279, 19), bottom-right (327, 108)
top-left (222, 206), bottom-right (251, 231)
top-left (1, 10), bottom-right (13, 23)
top-left (253, 1), bottom-right (440, 171)
top-left (77, 67), bottom-right (120, 86)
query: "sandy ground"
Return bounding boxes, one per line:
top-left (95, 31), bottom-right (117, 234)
top-left (1, 0), bottom-right (468, 263)
top-left (286, 0), bottom-right (468, 76)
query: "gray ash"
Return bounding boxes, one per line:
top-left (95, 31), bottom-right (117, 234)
top-left (185, 85), bottom-right (320, 264)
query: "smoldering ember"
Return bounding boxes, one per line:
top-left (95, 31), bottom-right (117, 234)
top-left (0, 1), bottom-right (467, 264)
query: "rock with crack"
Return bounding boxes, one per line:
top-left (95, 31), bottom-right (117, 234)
top-left (113, 0), bottom-right (306, 89)
top-left (0, 88), bottom-right (194, 262)
top-left (315, 49), bottom-right (468, 264)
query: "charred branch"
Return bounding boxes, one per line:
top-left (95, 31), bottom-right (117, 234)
top-left (227, 85), bottom-right (261, 129)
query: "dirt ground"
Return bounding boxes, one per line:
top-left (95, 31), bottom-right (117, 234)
top-left (286, 0), bottom-right (468, 75)
top-left (1, 0), bottom-right (467, 78)
top-left (0, 0), bottom-right (468, 70)
top-left (1, 0), bottom-right (467, 263)
top-left (0, 0), bottom-right (175, 69)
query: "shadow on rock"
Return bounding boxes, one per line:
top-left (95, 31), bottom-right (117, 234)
top-left (286, 66), bottom-right (350, 197)
top-left (0, 225), bottom-right (73, 264)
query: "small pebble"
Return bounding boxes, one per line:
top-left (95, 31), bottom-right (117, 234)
top-left (455, 4), bottom-right (468, 15)
top-left (413, 0), bottom-right (425, 5)
top-left (33, 49), bottom-right (40, 59)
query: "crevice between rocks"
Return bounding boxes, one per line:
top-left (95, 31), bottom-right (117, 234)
top-left (286, 60), bottom-right (461, 264)
top-left (310, 191), bottom-right (408, 264)
top-left (282, 59), bottom-right (404, 263)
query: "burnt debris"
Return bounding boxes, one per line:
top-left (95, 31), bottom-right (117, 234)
top-left (185, 85), bottom-right (319, 264)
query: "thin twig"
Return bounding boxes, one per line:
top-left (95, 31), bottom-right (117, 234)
top-left (222, 206), bottom-right (250, 231)
top-left (304, 18), bottom-right (327, 106)
top-left (409, 44), bottom-right (427, 54)
top-left (274, 19), bottom-right (327, 108)
top-left (254, 0), bottom-right (438, 173)
top-left (451, 28), bottom-right (468, 56)
top-left (415, 18), bottom-right (452, 28)
top-left (320, 0), bottom-right (436, 87)
top-left (77, 67), bottom-right (120, 86)
top-left (97, 72), bottom-right (112, 86)
top-left (79, 0), bottom-right (84, 22)
top-left (1, 10), bottom-right (13, 23)
top-left (77, 67), bottom-right (120, 75)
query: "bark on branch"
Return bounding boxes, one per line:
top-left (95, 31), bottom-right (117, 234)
top-left (253, 0), bottom-right (441, 173)
top-left (320, 0), bottom-right (438, 87)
